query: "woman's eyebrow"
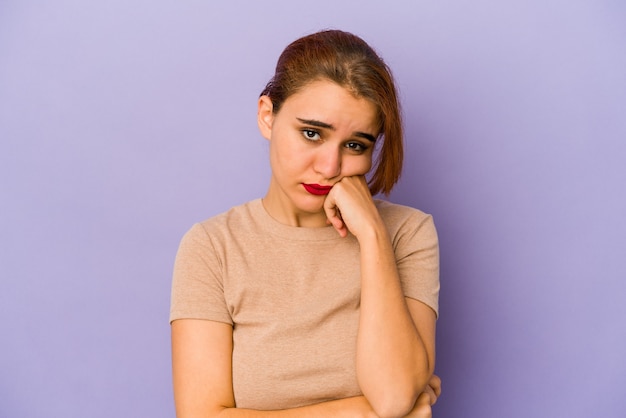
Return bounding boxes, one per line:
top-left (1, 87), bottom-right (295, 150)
top-left (297, 117), bottom-right (334, 129)
top-left (296, 117), bottom-right (377, 142)
top-left (354, 131), bottom-right (377, 143)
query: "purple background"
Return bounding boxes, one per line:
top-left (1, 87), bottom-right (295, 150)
top-left (1, 1), bottom-right (625, 417)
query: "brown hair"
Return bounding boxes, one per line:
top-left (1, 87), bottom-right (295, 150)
top-left (261, 30), bottom-right (403, 195)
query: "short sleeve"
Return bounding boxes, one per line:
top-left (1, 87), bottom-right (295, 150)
top-left (393, 212), bottom-right (440, 317)
top-left (169, 223), bottom-right (233, 324)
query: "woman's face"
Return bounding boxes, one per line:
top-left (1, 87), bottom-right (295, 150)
top-left (258, 79), bottom-right (379, 226)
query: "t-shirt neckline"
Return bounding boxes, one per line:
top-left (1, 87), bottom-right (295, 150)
top-left (248, 198), bottom-right (346, 242)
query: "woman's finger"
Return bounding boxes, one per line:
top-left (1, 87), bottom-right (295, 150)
top-left (323, 193), bottom-right (348, 237)
top-left (406, 392), bottom-right (433, 418)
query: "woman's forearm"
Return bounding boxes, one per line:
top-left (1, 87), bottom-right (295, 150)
top-left (211, 396), bottom-right (377, 418)
top-left (355, 223), bottom-right (433, 418)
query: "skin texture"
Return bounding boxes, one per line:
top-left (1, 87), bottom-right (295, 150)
top-left (171, 79), bottom-right (439, 418)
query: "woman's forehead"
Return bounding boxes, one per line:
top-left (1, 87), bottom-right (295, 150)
top-left (280, 80), bottom-right (380, 132)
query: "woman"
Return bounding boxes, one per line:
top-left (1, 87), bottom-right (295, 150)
top-left (170, 30), bottom-right (441, 417)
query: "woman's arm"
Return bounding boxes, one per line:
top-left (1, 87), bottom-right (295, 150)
top-left (356, 228), bottom-right (436, 418)
top-left (324, 177), bottom-right (437, 418)
top-left (171, 319), bottom-right (380, 418)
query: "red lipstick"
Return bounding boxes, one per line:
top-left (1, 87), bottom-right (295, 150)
top-left (302, 183), bottom-right (332, 196)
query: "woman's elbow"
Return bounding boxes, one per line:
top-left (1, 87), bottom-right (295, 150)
top-left (368, 372), bottom-right (433, 418)
top-left (368, 388), bottom-right (420, 418)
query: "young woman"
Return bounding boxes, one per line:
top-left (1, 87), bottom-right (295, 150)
top-left (170, 30), bottom-right (441, 418)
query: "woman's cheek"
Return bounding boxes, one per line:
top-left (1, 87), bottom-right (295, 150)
top-left (351, 155), bottom-right (373, 176)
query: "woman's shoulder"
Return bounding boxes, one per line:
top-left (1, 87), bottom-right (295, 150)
top-left (201, 199), bottom-right (262, 225)
top-left (375, 199), bottom-right (433, 224)
top-left (183, 199), bottom-right (263, 241)
top-left (374, 199), bottom-right (437, 240)
top-left (374, 200), bottom-right (438, 267)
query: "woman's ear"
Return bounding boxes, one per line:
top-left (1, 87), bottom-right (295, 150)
top-left (257, 96), bottom-right (274, 140)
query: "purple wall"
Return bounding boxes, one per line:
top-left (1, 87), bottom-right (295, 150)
top-left (1, 1), bottom-right (624, 417)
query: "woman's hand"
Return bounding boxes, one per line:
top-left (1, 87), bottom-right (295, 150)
top-left (323, 175), bottom-right (382, 239)
top-left (425, 374), bottom-right (442, 405)
top-left (404, 374), bottom-right (442, 418)
top-left (405, 393), bottom-right (432, 418)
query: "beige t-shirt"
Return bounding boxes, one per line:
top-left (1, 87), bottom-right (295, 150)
top-left (170, 198), bottom-right (439, 410)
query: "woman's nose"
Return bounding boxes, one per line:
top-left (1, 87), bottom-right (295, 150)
top-left (313, 145), bottom-right (341, 179)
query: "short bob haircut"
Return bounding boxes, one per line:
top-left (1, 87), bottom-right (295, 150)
top-left (260, 30), bottom-right (403, 196)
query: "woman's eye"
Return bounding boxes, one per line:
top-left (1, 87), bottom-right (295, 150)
top-left (346, 142), bottom-right (366, 152)
top-left (301, 129), bottom-right (321, 141)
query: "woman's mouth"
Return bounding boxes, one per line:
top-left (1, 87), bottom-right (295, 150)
top-left (302, 183), bottom-right (333, 196)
